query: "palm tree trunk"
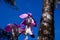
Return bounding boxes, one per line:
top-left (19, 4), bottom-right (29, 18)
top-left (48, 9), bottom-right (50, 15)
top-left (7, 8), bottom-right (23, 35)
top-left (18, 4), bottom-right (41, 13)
top-left (38, 0), bottom-right (55, 40)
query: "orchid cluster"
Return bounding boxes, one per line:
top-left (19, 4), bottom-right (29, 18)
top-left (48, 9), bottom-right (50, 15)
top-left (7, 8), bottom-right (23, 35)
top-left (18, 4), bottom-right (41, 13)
top-left (4, 12), bottom-right (36, 40)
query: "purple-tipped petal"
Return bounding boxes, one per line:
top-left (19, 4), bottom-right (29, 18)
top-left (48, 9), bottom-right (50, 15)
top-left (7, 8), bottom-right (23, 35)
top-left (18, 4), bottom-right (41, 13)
top-left (19, 14), bottom-right (28, 19)
top-left (20, 24), bottom-right (25, 27)
top-left (4, 24), bottom-right (13, 32)
top-left (28, 12), bottom-right (32, 17)
top-left (20, 20), bottom-right (26, 27)
top-left (14, 23), bottom-right (20, 28)
top-left (31, 18), bottom-right (36, 27)
top-left (4, 26), bottom-right (12, 32)
top-left (32, 23), bottom-right (35, 25)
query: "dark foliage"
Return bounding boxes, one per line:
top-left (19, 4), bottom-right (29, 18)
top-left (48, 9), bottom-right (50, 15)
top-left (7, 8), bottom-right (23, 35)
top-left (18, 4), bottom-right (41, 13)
top-left (0, 28), bottom-right (12, 40)
top-left (4, 0), bottom-right (19, 10)
top-left (4, 0), bottom-right (16, 6)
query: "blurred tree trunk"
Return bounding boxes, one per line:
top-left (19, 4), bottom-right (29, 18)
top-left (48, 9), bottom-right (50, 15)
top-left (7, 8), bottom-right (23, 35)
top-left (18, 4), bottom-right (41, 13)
top-left (58, 0), bottom-right (60, 2)
top-left (38, 0), bottom-right (55, 40)
top-left (55, 0), bottom-right (60, 8)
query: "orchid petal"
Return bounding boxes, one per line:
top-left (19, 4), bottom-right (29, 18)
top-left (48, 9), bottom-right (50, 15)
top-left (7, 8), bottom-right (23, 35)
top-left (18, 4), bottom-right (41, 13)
top-left (19, 14), bottom-right (28, 19)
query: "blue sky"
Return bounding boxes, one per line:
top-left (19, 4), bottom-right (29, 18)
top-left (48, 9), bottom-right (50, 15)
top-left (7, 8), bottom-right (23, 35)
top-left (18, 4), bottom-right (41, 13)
top-left (0, 0), bottom-right (60, 40)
